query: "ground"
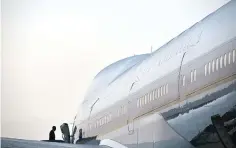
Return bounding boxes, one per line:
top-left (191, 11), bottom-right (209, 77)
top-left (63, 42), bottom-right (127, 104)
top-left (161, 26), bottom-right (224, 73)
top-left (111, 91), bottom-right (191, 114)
top-left (1, 138), bottom-right (103, 148)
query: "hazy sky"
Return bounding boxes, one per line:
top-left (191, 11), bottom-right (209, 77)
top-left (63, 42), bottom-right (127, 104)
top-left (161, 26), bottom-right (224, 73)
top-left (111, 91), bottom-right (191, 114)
top-left (2, 0), bottom-right (230, 140)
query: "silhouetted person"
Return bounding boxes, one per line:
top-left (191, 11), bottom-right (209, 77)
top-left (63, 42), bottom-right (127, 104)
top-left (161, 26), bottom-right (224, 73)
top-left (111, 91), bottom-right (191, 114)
top-left (79, 128), bottom-right (82, 140)
top-left (49, 126), bottom-right (56, 141)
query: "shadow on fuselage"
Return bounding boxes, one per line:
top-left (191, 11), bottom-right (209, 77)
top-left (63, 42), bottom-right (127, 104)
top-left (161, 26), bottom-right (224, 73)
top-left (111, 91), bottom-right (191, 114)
top-left (75, 136), bottom-right (100, 145)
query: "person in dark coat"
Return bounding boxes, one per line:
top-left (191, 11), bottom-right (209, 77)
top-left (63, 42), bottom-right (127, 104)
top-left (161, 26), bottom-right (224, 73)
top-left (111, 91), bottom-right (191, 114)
top-left (49, 126), bottom-right (56, 141)
top-left (79, 128), bottom-right (82, 140)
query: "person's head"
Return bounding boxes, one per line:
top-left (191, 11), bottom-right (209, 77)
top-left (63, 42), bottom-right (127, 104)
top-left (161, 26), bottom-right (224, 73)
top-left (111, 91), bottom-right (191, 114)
top-left (52, 126), bottom-right (56, 131)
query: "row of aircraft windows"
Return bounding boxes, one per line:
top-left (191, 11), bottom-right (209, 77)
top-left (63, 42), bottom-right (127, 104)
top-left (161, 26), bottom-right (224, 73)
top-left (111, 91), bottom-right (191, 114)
top-left (137, 84), bottom-right (169, 108)
top-left (89, 113), bottom-right (112, 131)
top-left (190, 69), bottom-right (197, 83)
top-left (89, 105), bottom-right (128, 130)
top-left (182, 69), bottom-right (197, 86)
top-left (88, 50), bottom-right (236, 131)
top-left (118, 105), bottom-right (127, 116)
top-left (205, 49), bottom-right (235, 76)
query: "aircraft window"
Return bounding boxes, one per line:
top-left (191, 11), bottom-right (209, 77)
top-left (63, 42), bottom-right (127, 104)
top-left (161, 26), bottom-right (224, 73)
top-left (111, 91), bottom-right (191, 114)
top-left (216, 58), bottom-right (219, 71)
top-left (153, 90), bottom-right (156, 100)
top-left (147, 94), bottom-right (150, 103)
top-left (108, 115), bottom-right (111, 122)
top-left (152, 91), bottom-right (155, 100)
top-left (104, 116), bottom-right (107, 124)
top-left (162, 86), bottom-right (164, 96)
top-left (106, 116), bottom-right (109, 123)
top-left (194, 70), bottom-right (197, 81)
top-left (108, 114), bottom-right (112, 122)
top-left (97, 120), bottom-right (99, 127)
top-left (163, 85), bottom-right (166, 95)
top-left (224, 54), bottom-right (227, 67)
top-left (160, 86), bottom-right (163, 96)
top-left (98, 119), bottom-right (101, 126)
top-left (205, 64), bottom-right (207, 76)
top-left (228, 52), bottom-right (231, 64)
top-left (148, 92), bottom-right (152, 102)
top-left (144, 95), bottom-right (147, 104)
top-left (106, 116), bottom-right (108, 123)
top-left (142, 97), bottom-right (144, 106)
top-left (157, 89), bottom-right (159, 98)
top-left (140, 98), bottom-right (142, 106)
top-left (162, 86), bottom-right (164, 95)
top-left (137, 99), bottom-right (140, 108)
top-left (183, 75), bottom-right (185, 86)
top-left (166, 84), bottom-right (168, 94)
top-left (124, 106), bottom-right (127, 113)
top-left (190, 71), bottom-right (193, 82)
top-left (233, 49), bottom-right (235, 63)
top-left (118, 108), bottom-right (120, 116)
top-left (139, 98), bottom-right (142, 107)
top-left (208, 62), bottom-right (211, 75)
top-left (220, 56), bottom-right (223, 68)
top-left (153, 90), bottom-right (155, 100)
top-left (106, 117), bottom-right (108, 124)
top-left (212, 60), bottom-right (215, 73)
top-left (149, 92), bottom-right (152, 101)
top-left (154, 89), bottom-right (156, 99)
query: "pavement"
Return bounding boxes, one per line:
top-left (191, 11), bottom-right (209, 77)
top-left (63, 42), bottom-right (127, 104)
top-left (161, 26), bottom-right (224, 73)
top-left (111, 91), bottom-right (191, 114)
top-left (1, 138), bottom-right (105, 148)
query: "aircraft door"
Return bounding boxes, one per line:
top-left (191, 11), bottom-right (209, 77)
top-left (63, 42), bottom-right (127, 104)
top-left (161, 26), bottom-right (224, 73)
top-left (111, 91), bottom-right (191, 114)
top-left (178, 52), bottom-right (186, 102)
top-left (127, 101), bottom-right (134, 135)
top-left (127, 99), bottom-right (138, 148)
top-left (128, 100), bottom-right (134, 135)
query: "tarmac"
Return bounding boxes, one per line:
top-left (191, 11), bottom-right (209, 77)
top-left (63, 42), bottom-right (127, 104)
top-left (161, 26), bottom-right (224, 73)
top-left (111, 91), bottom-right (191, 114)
top-left (1, 138), bottom-right (104, 148)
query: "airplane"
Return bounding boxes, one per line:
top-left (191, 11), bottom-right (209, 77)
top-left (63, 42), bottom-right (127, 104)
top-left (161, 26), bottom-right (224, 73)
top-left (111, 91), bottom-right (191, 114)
top-left (70, 1), bottom-right (236, 147)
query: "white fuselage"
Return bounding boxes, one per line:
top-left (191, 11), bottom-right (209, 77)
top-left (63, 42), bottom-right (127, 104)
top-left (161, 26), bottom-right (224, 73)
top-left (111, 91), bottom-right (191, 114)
top-left (74, 1), bottom-right (236, 148)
